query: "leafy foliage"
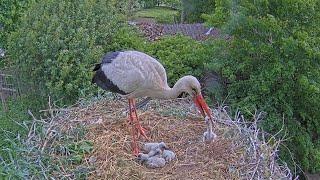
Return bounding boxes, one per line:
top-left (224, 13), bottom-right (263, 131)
top-left (110, 0), bottom-right (142, 17)
top-left (162, 0), bottom-right (181, 9)
top-left (109, 26), bottom-right (147, 52)
top-left (146, 35), bottom-right (209, 86)
top-left (6, 0), bottom-right (123, 104)
top-left (138, 0), bottom-right (181, 8)
top-left (204, 0), bottom-right (320, 174)
top-left (202, 0), bottom-right (230, 27)
top-left (0, 0), bottom-right (32, 47)
top-left (181, 0), bottom-right (215, 23)
top-left (139, 0), bottom-right (159, 8)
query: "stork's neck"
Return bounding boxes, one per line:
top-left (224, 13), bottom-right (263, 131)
top-left (159, 77), bottom-right (188, 99)
top-left (134, 76), bottom-right (199, 99)
top-left (160, 88), bottom-right (181, 99)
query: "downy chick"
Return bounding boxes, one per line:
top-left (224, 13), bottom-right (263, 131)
top-left (137, 152), bottom-right (166, 168)
top-left (143, 142), bottom-right (168, 153)
top-left (162, 150), bottom-right (176, 162)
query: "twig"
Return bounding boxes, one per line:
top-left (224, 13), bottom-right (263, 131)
top-left (250, 156), bottom-right (261, 180)
top-left (27, 109), bottom-right (37, 143)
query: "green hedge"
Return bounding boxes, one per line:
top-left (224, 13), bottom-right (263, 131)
top-left (6, 0), bottom-right (122, 104)
top-left (109, 26), bottom-right (147, 52)
top-left (0, 0), bottom-right (31, 47)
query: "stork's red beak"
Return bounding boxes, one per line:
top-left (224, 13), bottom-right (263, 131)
top-left (192, 94), bottom-right (212, 119)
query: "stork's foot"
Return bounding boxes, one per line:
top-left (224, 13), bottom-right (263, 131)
top-left (133, 144), bottom-right (140, 156)
top-left (136, 125), bottom-right (149, 140)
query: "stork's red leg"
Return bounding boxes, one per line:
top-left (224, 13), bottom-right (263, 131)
top-left (131, 99), bottom-right (148, 139)
top-left (128, 99), bottom-right (149, 155)
top-left (128, 99), bottom-right (139, 155)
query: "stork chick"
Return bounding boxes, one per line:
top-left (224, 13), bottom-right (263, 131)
top-left (147, 147), bottom-right (162, 157)
top-left (162, 150), bottom-right (176, 162)
top-left (203, 116), bottom-right (217, 142)
top-left (143, 142), bottom-right (168, 153)
top-left (92, 51), bottom-right (217, 155)
top-left (137, 153), bottom-right (166, 168)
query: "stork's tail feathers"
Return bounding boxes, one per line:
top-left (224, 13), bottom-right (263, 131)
top-left (93, 63), bottom-right (101, 71)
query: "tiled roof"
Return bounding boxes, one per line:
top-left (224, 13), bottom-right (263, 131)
top-left (132, 22), bottom-right (224, 41)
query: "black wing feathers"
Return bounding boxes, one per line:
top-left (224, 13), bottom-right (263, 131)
top-left (102, 51), bottom-right (122, 64)
top-left (91, 51), bottom-right (127, 95)
top-left (93, 64), bottom-right (101, 71)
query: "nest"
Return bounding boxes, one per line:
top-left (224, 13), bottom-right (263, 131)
top-left (49, 95), bottom-right (293, 180)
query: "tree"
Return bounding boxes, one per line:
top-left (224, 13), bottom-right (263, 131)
top-left (204, 0), bottom-right (320, 175)
top-left (181, 0), bottom-right (215, 23)
top-left (110, 0), bottom-right (142, 17)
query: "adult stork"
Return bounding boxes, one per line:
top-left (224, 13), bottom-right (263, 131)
top-left (92, 50), bottom-right (216, 155)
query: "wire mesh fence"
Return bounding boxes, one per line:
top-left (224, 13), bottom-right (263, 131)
top-left (0, 69), bottom-right (21, 111)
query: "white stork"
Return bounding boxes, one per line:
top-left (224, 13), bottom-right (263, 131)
top-left (92, 50), bottom-right (216, 155)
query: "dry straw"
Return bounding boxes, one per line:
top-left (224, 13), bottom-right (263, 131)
top-left (22, 95), bottom-right (294, 179)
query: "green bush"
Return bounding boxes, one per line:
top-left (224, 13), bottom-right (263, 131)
top-left (181, 0), bottom-right (215, 23)
top-left (109, 26), bottom-right (147, 52)
top-left (204, 0), bottom-right (320, 174)
top-left (0, 0), bottom-right (31, 47)
top-left (6, 0), bottom-right (123, 104)
top-left (145, 35), bottom-right (209, 86)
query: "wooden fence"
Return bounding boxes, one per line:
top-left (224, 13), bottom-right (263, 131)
top-left (0, 70), bottom-right (20, 111)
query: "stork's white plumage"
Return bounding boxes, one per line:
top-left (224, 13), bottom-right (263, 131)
top-left (92, 50), bottom-right (217, 155)
top-left (101, 51), bottom-right (169, 98)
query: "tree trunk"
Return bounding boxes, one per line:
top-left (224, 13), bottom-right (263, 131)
top-left (180, 0), bottom-right (186, 23)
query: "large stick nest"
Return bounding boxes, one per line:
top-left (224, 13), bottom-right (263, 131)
top-left (50, 95), bottom-right (292, 180)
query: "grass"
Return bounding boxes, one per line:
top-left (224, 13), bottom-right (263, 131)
top-left (132, 6), bottom-right (179, 24)
top-left (0, 95), bottom-right (45, 159)
top-left (0, 98), bottom-right (94, 179)
top-left (0, 98), bottom-right (29, 153)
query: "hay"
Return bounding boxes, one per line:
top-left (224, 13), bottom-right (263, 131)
top-left (1, 94), bottom-right (294, 179)
top-left (53, 95), bottom-right (293, 180)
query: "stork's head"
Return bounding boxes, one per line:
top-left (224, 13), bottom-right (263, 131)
top-left (158, 142), bottom-right (168, 150)
top-left (174, 75), bottom-right (212, 119)
top-left (174, 75), bottom-right (201, 97)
